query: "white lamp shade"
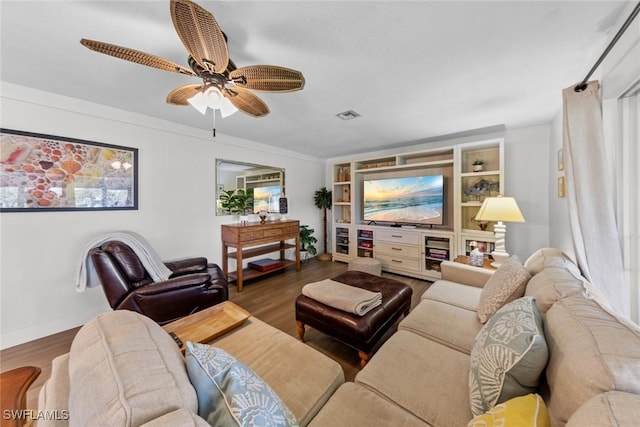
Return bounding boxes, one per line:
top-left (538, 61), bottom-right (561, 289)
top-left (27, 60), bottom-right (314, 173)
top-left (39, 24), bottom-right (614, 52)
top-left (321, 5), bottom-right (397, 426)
top-left (219, 96), bottom-right (238, 118)
top-left (187, 92), bottom-right (208, 114)
top-left (475, 196), bottom-right (525, 223)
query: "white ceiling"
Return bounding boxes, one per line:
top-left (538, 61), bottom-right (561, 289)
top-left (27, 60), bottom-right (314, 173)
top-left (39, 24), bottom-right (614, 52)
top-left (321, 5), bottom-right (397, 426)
top-left (0, 1), bottom-right (633, 158)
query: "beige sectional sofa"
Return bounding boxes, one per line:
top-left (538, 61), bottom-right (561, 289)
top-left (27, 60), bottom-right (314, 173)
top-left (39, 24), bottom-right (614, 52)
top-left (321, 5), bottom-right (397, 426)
top-left (37, 248), bottom-right (640, 426)
top-left (36, 314), bottom-right (344, 426)
top-left (310, 248), bottom-right (640, 426)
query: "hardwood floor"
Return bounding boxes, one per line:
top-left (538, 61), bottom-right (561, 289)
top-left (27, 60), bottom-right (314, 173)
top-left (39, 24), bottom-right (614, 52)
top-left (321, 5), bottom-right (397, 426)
top-left (0, 258), bottom-right (431, 411)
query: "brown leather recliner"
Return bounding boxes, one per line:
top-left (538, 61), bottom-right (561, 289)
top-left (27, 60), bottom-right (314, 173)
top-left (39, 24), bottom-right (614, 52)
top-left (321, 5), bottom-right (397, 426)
top-left (90, 241), bottom-right (228, 325)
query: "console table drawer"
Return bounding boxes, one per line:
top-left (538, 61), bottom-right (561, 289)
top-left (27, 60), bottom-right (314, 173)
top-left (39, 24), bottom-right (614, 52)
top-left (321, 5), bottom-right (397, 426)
top-left (264, 228), bottom-right (283, 237)
top-left (376, 241), bottom-right (421, 258)
top-left (377, 254), bottom-right (422, 272)
top-left (376, 229), bottom-right (420, 245)
top-left (240, 230), bottom-right (264, 242)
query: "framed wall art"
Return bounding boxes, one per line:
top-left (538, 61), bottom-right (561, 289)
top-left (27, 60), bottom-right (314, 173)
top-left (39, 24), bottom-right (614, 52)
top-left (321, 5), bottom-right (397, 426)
top-left (0, 128), bottom-right (138, 212)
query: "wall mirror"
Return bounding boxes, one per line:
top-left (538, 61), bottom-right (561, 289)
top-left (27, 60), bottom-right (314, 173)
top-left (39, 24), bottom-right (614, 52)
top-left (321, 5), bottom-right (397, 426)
top-left (215, 159), bottom-right (285, 216)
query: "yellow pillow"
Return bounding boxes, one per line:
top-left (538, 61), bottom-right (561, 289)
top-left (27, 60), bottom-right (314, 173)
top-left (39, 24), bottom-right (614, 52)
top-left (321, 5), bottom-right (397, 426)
top-left (468, 394), bottom-right (550, 427)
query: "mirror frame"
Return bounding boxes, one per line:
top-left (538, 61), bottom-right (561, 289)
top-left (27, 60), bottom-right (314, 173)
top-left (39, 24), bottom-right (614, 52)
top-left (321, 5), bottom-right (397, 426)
top-left (215, 159), bottom-right (285, 216)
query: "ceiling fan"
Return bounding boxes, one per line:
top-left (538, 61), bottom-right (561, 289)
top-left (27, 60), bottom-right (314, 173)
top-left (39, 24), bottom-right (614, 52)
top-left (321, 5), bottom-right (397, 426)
top-left (80, 0), bottom-right (305, 135)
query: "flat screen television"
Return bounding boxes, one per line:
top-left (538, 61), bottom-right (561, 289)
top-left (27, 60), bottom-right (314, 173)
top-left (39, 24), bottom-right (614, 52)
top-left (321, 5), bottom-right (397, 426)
top-left (363, 175), bottom-right (444, 225)
top-left (253, 185), bottom-right (281, 213)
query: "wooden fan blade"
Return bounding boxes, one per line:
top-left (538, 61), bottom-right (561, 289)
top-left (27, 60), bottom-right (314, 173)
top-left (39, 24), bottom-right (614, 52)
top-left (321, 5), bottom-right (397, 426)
top-left (229, 65), bottom-right (305, 92)
top-left (80, 39), bottom-right (195, 76)
top-left (224, 87), bottom-right (269, 117)
top-left (166, 84), bottom-right (204, 105)
top-left (171, 0), bottom-right (229, 74)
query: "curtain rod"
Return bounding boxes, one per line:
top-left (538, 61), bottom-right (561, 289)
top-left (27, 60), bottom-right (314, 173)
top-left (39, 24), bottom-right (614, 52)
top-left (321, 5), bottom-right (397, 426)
top-left (575, 1), bottom-right (640, 92)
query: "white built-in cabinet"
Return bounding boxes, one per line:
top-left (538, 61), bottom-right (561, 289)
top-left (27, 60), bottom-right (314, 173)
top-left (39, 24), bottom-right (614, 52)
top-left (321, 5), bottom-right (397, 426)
top-left (330, 138), bottom-right (504, 280)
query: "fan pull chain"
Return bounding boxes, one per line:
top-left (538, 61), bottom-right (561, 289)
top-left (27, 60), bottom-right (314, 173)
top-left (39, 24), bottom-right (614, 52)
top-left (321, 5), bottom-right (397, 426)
top-left (212, 109), bottom-right (216, 137)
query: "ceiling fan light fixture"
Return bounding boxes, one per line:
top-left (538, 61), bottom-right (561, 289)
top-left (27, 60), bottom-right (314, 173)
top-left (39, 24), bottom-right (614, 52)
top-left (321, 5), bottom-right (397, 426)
top-left (188, 87), bottom-right (237, 118)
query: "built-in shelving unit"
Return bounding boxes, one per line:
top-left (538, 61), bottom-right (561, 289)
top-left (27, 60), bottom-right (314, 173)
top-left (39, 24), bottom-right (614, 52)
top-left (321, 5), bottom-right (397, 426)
top-left (330, 138), bottom-right (504, 279)
top-left (457, 140), bottom-right (503, 259)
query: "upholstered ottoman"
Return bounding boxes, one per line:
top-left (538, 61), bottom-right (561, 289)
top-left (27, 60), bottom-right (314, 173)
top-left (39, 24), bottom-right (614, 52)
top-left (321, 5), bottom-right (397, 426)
top-left (295, 270), bottom-right (412, 368)
top-left (348, 257), bottom-right (382, 276)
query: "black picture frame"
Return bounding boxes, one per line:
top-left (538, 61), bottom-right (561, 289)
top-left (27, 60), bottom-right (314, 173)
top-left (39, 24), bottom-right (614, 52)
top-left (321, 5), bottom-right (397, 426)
top-left (0, 128), bottom-right (138, 212)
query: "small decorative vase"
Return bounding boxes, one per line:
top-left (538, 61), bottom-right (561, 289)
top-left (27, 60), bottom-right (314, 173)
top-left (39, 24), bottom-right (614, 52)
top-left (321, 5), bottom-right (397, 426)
top-left (259, 211), bottom-right (267, 224)
top-left (473, 164), bottom-right (483, 172)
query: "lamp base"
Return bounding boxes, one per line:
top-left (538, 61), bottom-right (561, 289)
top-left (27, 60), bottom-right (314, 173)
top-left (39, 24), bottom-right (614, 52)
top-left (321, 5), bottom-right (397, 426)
top-left (490, 251), bottom-right (510, 268)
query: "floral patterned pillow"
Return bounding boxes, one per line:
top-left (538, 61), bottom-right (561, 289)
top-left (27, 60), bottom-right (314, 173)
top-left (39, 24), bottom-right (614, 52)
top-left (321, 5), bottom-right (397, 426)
top-left (469, 297), bottom-right (549, 416)
top-left (185, 342), bottom-right (298, 427)
top-left (477, 256), bottom-right (531, 323)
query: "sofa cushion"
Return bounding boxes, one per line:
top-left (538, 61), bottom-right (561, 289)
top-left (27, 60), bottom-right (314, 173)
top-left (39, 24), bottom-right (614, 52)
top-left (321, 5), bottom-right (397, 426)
top-left (139, 409), bottom-right (210, 427)
top-left (37, 354), bottom-right (71, 427)
top-left (185, 342), bottom-right (297, 426)
top-left (467, 393), bottom-right (549, 427)
top-left (421, 280), bottom-right (483, 311)
top-left (68, 310), bottom-right (197, 427)
top-left (208, 317), bottom-right (344, 426)
top-left (565, 392), bottom-right (640, 427)
top-left (524, 267), bottom-right (585, 314)
top-left (355, 330), bottom-right (474, 426)
top-left (544, 296), bottom-right (640, 426)
top-left (308, 382), bottom-right (429, 427)
top-left (469, 297), bottom-right (548, 416)
top-left (524, 247), bottom-right (581, 278)
top-left (477, 257), bottom-right (530, 323)
top-left (399, 299), bottom-right (482, 354)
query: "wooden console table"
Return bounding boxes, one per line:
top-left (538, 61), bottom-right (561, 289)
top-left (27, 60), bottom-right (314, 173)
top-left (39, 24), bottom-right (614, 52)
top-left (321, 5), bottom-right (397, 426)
top-left (221, 220), bottom-right (300, 292)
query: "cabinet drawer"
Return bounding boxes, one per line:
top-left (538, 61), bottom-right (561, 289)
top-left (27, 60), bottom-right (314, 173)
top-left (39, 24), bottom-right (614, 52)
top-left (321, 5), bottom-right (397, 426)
top-left (240, 230), bottom-right (264, 242)
top-left (264, 228), bottom-right (283, 238)
top-left (375, 241), bottom-right (422, 258)
top-left (376, 229), bottom-right (420, 245)
top-left (377, 254), bottom-right (422, 272)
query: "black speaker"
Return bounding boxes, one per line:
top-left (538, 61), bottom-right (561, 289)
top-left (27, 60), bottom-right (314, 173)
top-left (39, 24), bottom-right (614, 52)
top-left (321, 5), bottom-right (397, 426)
top-left (279, 197), bottom-right (288, 214)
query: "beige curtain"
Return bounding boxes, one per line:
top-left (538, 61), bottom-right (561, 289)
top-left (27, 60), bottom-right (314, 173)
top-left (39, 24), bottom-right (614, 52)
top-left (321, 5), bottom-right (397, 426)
top-left (562, 80), bottom-right (629, 316)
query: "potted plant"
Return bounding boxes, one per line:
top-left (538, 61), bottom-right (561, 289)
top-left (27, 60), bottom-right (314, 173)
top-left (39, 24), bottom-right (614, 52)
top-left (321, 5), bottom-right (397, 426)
top-left (314, 187), bottom-right (332, 261)
top-left (299, 225), bottom-right (318, 258)
top-left (472, 159), bottom-right (485, 172)
top-left (218, 190), bottom-right (237, 214)
top-left (218, 189), bottom-right (254, 221)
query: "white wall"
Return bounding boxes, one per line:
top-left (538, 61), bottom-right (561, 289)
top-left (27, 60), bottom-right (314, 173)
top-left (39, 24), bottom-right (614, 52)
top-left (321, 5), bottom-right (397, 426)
top-left (0, 83), bottom-right (325, 349)
top-left (548, 113), bottom-right (574, 256)
top-left (326, 123), bottom-right (552, 261)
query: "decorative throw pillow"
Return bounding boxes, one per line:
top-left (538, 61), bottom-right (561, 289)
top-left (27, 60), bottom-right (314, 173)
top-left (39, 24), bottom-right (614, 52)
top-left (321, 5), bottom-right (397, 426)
top-left (467, 393), bottom-right (550, 427)
top-left (477, 256), bottom-right (531, 323)
top-left (469, 297), bottom-right (548, 416)
top-left (185, 342), bottom-right (298, 427)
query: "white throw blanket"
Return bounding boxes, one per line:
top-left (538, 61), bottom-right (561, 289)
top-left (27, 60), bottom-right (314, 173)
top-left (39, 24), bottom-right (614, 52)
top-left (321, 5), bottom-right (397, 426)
top-left (302, 279), bottom-right (382, 316)
top-left (76, 231), bottom-right (172, 292)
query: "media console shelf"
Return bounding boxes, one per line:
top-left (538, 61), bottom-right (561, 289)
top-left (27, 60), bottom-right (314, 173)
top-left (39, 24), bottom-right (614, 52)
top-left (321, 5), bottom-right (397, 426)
top-left (221, 220), bottom-right (300, 292)
top-left (331, 137), bottom-right (504, 280)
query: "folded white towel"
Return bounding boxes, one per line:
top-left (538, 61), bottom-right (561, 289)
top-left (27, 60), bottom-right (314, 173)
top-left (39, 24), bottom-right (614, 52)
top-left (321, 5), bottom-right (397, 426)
top-left (302, 279), bottom-right (382, 316)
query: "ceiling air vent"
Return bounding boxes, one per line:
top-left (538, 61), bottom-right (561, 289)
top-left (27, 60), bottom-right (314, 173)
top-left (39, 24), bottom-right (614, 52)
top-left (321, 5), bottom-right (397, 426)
top-left (336, 110), bottom-right (361, 120)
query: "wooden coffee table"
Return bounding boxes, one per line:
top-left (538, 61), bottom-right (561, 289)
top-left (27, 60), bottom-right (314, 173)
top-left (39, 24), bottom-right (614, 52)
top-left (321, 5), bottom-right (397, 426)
top-left (162, 301), bottom-right (250, 353)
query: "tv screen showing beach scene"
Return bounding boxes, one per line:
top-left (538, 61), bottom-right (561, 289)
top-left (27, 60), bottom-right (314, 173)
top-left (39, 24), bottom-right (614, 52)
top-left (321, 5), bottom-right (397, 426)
top-left (363, 175), bottom-right (444, 225)
top-left (253, 185), bottom-right (281, 213)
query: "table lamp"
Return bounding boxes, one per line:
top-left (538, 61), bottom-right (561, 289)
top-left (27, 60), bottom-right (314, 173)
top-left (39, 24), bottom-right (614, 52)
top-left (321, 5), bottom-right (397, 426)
top-left (474, 196), bottom-right (525, 268)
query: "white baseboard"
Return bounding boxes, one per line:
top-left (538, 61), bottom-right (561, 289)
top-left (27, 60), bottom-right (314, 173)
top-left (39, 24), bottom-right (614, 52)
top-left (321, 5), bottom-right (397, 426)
top-left (0, 307), bottom-right (108, 350)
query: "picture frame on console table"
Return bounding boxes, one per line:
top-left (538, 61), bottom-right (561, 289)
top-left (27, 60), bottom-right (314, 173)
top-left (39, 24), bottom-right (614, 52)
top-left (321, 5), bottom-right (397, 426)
top-left (0, 128), bottom-right (138, 212)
